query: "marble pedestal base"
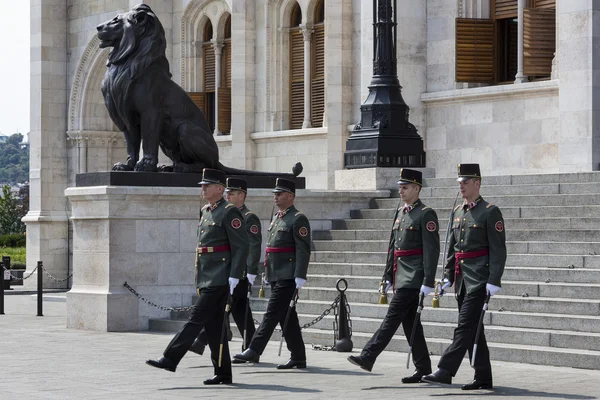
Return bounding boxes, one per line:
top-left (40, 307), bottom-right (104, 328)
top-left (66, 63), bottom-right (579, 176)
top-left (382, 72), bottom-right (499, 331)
top-left (335, 167), bottom-right (436, 191)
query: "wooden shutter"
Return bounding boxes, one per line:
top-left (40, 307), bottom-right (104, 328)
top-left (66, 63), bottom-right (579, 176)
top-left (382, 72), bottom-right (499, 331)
top-left (455, 18), bottom-right (495, 83)
top-left (311, 24), bottom-right (325, 128)
top-left (533, 0), bottom-right (555, 9)
top-left (218, 87), bottom-right (231, 134)
top-left (203, 43), bottom-right (215, 92)
top-left (523, 8), bottom-right (556, 76)
top-left (290, 27), bottom-right (304, 130)
top-left (222, 39), bottom-right (231, 88)
top-left (188, 92), bottom-right (205, 113)
top-left (492, 0), bottom-right (518, 19)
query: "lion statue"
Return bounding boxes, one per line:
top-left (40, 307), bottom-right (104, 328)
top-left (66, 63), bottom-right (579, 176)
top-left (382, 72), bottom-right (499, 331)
top-left (97, 4), bottom-right (301, 177)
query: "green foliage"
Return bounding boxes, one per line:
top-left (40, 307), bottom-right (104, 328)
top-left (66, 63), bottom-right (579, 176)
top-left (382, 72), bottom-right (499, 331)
top-left (0, 185), bottom-right (26, 235)
top-left (0, 133), bottom-right (29, 185)
top-left (0, 247), bottom-right (26, 265)
top-left (0, 234), bottom-right (26, 247)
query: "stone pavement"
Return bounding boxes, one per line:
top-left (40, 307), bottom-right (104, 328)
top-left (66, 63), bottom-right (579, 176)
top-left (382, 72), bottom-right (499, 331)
top-left (1, 293), bottom-right (599, 400)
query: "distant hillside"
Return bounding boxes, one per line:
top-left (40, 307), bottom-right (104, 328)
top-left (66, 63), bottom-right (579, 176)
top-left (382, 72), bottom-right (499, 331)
top-left (0, 133), bottom-right (29, 185)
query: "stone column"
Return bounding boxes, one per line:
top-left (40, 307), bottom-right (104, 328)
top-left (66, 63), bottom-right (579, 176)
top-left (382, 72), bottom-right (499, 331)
top-left (557, 1), bottom-right (600, 171)
top-left (79, 139), bottom-right (87, 174)
top-left (212, 40), bottom-right (224, 136)
top-left (230, 0), bottom-right (255, 169)
top-left (300, 24), bottom-right (313, 129)
top-left (514, 0), bottom-right (528, 83)
top-left (326, 0), bottom-right (354, 188)
top-left (24, 0), bottom-right (69, 289)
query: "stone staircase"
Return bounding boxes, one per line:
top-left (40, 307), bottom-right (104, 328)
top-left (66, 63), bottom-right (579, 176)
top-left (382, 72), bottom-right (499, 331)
top-left (149, 172), bottom-right (600, 370)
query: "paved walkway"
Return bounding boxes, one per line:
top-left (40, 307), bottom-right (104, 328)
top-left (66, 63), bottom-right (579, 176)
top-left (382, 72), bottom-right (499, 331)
top-left (1, 292), bottom-right (599, 400)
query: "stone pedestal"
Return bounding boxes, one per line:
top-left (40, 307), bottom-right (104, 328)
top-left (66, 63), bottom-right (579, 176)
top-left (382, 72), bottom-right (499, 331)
top-left (65, 185), bottom-right (388, 331)
top-left (335, 167), bottom-right (435, 191)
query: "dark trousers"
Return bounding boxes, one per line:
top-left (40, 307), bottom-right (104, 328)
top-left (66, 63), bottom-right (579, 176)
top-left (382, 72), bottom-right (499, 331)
top-left (195, 278), bottom-right (256, 350)
top-left (438, 286), bottom-right (492, 380)
top-left (163, 285), bottom-right (232, 377)
top-left (248, 280), bottom-right (306, 361)
top-left (361, 288), bottom-right (432, 373)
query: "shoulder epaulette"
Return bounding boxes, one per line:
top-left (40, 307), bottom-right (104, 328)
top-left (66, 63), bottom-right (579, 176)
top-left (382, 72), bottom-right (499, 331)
top-left (244, 211), bottom-right (254, 216)
top-left (295, 212), bottom-right (303, 216)
top-left (422, 206), bottom-right (430, 210)
top-left (201, 205), bottom-right (209, 211)
top-left (486, 204), bottom-right (495, 209)
top-left (454, 204), bottom-right (461, 211)
top-left (225, 203), bottom-right (235, 208)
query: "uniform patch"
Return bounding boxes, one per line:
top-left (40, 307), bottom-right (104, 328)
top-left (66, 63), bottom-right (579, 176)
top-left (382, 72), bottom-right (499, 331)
top-left (426, 221), bottom-right (437, 232)
top-left (495, 221), bottom-right (504, 232)
top-left (250, 225), bottom-right (259, 234)
top-left (231, 218), bottom-right (242, 229)
top-left (299, 226), bottom-right (308, 237)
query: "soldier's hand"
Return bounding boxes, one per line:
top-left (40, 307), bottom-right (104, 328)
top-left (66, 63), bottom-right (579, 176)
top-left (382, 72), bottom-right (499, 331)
top-left (420, 285), bottom-right (433, 296)
top-left (486, 283), bottom-right (501, 296)
top-left (228, 277), bottom-right (239, 294)
top-left (246, 273), bottom-right (257, 286)
top-left (380, 280), bottom-right (392, 294)
top-left (295, 277), bottom-right (306, 289)
top-left (437, 279), bottom-right (451, 296)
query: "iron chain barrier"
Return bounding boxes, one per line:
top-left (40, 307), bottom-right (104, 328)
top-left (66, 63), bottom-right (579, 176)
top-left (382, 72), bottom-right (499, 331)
top-left (2, 264), bottom-right (38, 282)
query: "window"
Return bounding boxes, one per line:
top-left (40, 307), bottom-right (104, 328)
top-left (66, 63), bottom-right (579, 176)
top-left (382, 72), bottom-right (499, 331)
top-left (289, 2), bottom-right (304, 130)
top-left (219, 15), bottom-right (232, 134)
top-left (311, 0), bottom-right (325, 128)
top-left (456, 0), bottom-right (555, 84)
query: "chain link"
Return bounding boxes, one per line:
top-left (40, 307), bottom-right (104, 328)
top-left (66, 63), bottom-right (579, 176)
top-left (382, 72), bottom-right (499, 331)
top-left (123, 282), bottom-right (195, 312)
top-left (2, 264), bottom-right (38, 282)
top-left (301, 294), bottom-right (341, 330)
top-left (40, 266), bottom-right (73, 283)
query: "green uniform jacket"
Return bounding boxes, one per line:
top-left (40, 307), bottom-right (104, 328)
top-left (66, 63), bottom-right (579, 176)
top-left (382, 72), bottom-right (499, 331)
top-left (195, 199), bottom-right (249, 290)
top-left (384, 199), bottom-right (440, 289)
top-left (443, 196), bottom-right (507, 294)
top-left (240, 204), bottom-right (262, 276)
top-left (265, 205), bottom-right (311, 282)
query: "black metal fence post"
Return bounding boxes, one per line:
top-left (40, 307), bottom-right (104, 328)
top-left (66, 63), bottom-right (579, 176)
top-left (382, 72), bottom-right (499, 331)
top-left (37, 261), bottom-right (43, 317)
top-left (0, 261), bottom-right (4, 315)
top-left (333, 278), bottom-right (353, 352)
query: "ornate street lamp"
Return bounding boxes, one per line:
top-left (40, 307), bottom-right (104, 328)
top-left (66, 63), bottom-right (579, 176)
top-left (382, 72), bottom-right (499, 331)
top-left (344, 0), bottom-right (425, 168)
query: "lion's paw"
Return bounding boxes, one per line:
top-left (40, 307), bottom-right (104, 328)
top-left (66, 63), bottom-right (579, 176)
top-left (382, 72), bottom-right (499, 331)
top-left (134, 159), bottom-right (158, 172)
top-left (112, 162), bottom-right (134, 171)
top-left (158, 164), bottom-right (174, 172)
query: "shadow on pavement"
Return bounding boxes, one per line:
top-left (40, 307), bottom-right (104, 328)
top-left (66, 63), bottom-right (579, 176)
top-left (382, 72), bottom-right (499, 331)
top-left (158, 383), bottom-right (321, 393)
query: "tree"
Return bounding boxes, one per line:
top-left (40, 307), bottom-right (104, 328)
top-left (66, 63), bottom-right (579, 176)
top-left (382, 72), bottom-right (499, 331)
top-left (0, 185), bottom-right (25, 235)
top-left (0, 133), bottom-right (29, 185)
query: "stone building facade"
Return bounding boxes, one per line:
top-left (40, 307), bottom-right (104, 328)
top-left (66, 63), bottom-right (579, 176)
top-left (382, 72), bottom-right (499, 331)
top-left (26, 0), bottom-right (598, 281)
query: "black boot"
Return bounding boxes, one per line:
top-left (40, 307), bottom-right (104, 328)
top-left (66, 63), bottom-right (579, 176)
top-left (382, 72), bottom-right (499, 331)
top-left (347, 355), bottom-right (373, 372)
top-left (203, 375), bottom-right (232, 385)
top-left (421, 368), bottom-right (452, 385)
top-left (145, 357), bottom-right (177, 372)
top-left (277, 359), bottom-right (307, 369)
top-left (401, 369), bottom-right (430, 384)
top-left (232, 348), bottom-right (260, 363)
top-left (462, 379), bottom-right (493, 390)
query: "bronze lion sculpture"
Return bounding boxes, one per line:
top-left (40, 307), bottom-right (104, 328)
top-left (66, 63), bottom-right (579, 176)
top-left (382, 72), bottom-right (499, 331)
top-left (97, 4), bottom-right (301, 177)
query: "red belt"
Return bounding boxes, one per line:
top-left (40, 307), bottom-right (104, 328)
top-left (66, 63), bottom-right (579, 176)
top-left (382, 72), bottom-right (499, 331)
top-left (264, 246), bottom-right (296, 267)
top-left (454, 248), bottom-right (489, 285)
top-left (392, 248), bottom-right (423, 290)
top-left (197, 245), bottom-right (231, 253)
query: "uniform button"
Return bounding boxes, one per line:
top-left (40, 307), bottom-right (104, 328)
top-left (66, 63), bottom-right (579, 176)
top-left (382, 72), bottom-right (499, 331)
top-left (460, 239), bottom-right (464, 242)
top-left (222, 258), bottom-right (226, 261)
top-left (463, 218), bottom-right (466, 221)
top-left (399, 238), bottom-right (402, 241)
top-left (199, 242), bottom-right (201, 244)
top-left (461, 260), bottom-right (464, 263)
top-left (461, 229), bottom-right (464, 232)
top-left (289, 258), bottom-right (292, 261)
top-left (400, 228), bottom-right (403, 231)
top-left (201, 230), bottom-right (204, 233)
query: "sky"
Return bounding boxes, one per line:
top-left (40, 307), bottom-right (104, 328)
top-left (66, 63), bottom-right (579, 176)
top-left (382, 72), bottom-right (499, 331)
top-left (0, 1), bottom-right (30, 137)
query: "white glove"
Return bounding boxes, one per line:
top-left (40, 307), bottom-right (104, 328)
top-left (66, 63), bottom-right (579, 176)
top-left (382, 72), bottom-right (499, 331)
top-left (228, 277), bottom-right (239, 294)
top-left (380, 280), bottom-right (392, 294)
top-left (420, 285), bottom-right (433, 296)
top-left (295, 277), bottom-right (306, 289)
top-left (486, 283), bottom-right (501, 296)
top-left (246, 273), bottom-right (257, 286)
top-left (263, 276), bottom-right (269, 285)
top-left (437, 279), bottom-right (451, 296)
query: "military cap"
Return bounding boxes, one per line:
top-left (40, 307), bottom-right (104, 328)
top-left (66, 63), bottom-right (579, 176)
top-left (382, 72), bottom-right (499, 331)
top-left (198, 168), bottom-right (226, 186)
top-left (273, 178), bottom-right (295, 194)
top-left (225, 177), bottom-right (247, 193)
top-left (397, 168), bottom-right (422, 186)
top-left (457, 163), bottom-right (481, 182)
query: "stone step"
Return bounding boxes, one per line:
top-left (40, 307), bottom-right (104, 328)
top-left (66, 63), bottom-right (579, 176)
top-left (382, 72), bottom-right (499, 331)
top-left (376, 194), bottom-right (600, 208)
top-left (334, 217), bottom-right (600, 231)
top-left (422, 172), bottom-right (600, 187)
top-left (418, 182), bottom-right (600, 198)
top-left (313, 228), bottom-right (600, 242)
top-left (308, 263), bottom-right (600, 284)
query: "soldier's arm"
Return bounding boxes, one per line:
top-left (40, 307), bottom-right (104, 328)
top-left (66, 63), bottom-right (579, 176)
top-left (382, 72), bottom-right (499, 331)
top-left (383, 208), bottom-right (399, 282)
top-left (224, 206), bottom-right (249, 279)
top-left (443, 208), bottom-right (459, 284)
top-left (486, 206), bottom-right (507, 287)
top-left (421, 208), bottom-right (440, 288)
top-left (292, 213), bottom-right (311, 279)
top-left (245, 212), bottom-right (262, 275)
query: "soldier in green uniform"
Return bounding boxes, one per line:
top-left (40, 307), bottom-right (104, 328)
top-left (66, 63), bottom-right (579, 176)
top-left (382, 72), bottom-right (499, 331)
top-left (347, 168), bottom-right (439, 383)
top-left (189, 177), bottom-right (262, 358)
top-left (233, 178), bottom-right (311, 369)
top-left (146, 169), bottom-right (249, 385)
top-left (422, 163), bottom-right (506, 390)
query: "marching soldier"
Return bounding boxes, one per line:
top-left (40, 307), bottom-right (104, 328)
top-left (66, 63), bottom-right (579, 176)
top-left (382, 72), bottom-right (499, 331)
top-left (422, 163), bottom-right (506, 390)
top-left (189, 177), bottom-right (262, 358)
top-left (233, 178), bottom-right (311, 369)
top-left (347, 168), bottom-right (439, 383)
top-left (146, 168), bottom-right (249, 385)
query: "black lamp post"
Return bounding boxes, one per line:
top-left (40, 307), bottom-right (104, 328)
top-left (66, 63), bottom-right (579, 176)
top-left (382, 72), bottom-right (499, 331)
top-left (344, 0), bottom-right (425, 168)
